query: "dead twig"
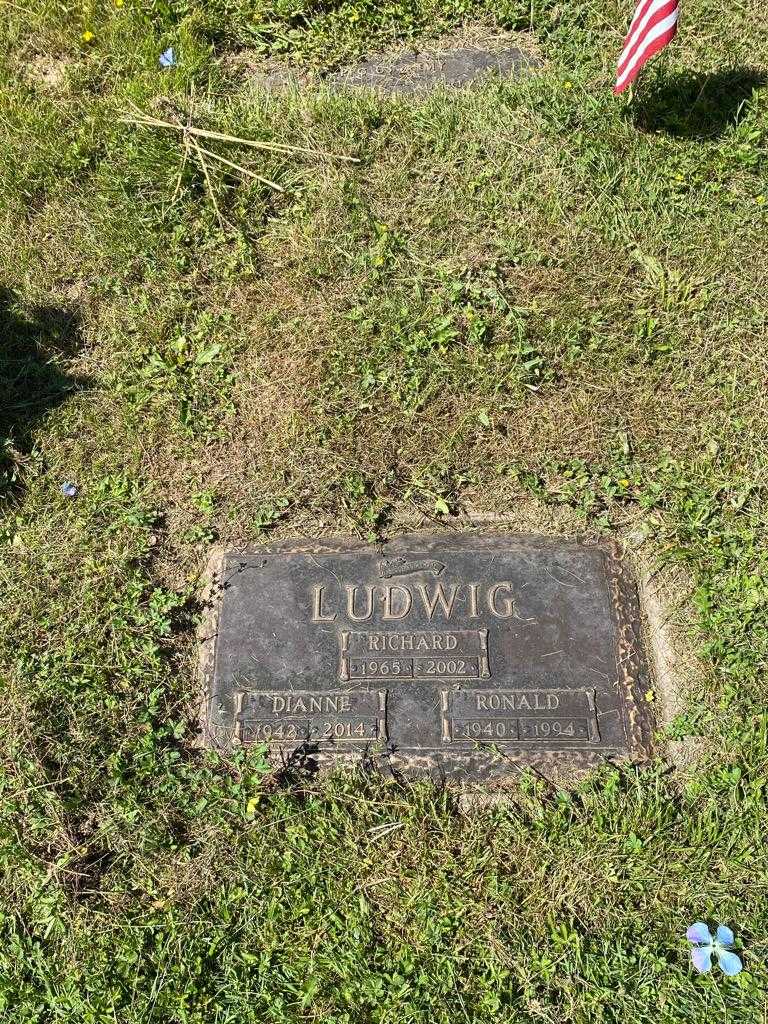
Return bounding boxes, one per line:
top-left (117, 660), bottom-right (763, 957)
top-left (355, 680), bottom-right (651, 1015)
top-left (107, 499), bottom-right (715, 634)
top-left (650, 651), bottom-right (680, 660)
top-left (188, 133), bottom-right (223, 226)
top-left (194, 142), bottom-right (285, 193)
top-left (122, 101), bottom-right (359, 164)
top-left (122, 102), bottom-right (357, 215)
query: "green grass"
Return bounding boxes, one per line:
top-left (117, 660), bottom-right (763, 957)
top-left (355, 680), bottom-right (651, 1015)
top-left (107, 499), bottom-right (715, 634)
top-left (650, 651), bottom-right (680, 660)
top-left (1, 0), bottom-right (767, 1020)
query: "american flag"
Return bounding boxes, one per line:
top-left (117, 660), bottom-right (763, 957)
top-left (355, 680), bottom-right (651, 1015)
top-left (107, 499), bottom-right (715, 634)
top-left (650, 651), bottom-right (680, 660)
top-left (614, 0), bottom-right (680, 95)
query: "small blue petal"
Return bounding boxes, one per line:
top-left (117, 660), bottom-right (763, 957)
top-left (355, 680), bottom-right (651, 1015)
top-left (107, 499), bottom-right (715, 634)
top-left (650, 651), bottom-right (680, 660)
top-left (718, 950), bottom-right (742, 976)
top-left (686, 922), bottom-right (712, 945)
top-left (716, 924), bottom-right (735, 947)
top-left (691, 946), bottom-right (713, 973)
top-left (159, 47), bottom-right (176, 68)
top-left (60, 481), bottom-right (78, 498)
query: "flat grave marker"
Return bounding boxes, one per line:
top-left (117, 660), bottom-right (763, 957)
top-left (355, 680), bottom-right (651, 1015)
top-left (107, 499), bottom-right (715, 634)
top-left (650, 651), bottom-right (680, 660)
top-left (200, 534), bottom-right (652, 780)
top-left (238, 28), bottom-right (541, 97)
top-left (329, 43), bottom-right (539, 95)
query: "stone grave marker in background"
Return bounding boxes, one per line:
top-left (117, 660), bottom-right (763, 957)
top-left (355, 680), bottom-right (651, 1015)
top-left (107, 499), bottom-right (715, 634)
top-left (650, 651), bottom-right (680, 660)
top-left (329, 40), bottom-right (539, 95)
top-left (200, 534), bottom-right (652, 780)
top-left (237, 28), bottom-right (541, 96)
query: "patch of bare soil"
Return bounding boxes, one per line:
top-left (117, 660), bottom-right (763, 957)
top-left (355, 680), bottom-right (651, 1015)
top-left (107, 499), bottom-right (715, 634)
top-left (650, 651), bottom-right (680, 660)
top-left (23, 54), bottom-right (73, 93)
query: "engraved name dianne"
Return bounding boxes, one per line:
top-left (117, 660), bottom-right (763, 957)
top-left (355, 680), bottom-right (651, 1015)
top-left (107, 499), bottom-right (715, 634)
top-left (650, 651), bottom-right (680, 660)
top-left (441, 689), bottom-right (600, 745)
top-left (235, 689), bottom-right (386, 746)
top-left (339, 629), bottom-right (490, 681)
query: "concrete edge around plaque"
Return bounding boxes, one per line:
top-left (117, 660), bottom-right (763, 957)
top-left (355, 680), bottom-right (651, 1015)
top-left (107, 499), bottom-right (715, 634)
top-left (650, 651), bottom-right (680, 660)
top-left (603, 537), bottom-right (655, 765)
top-left (196, 531), bottom-right (656, 783)
top-left (629, 542), bottom-right (709, 776)
top-left (195, 544), bottom-right (226, 753)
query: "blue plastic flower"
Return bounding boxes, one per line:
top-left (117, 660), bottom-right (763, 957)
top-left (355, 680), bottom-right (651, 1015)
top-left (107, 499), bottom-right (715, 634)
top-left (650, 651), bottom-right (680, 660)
top-left (686, 922), bottom-right (742, 975)
top-left (159, 47), bottom-right (176, 69)
top-left (60, 481), bottom-right (78, 498)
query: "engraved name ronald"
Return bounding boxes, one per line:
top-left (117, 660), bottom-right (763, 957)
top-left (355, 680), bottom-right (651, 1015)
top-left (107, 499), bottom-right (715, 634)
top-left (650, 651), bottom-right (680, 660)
top-left (474, 690), bottom-right (562, 711)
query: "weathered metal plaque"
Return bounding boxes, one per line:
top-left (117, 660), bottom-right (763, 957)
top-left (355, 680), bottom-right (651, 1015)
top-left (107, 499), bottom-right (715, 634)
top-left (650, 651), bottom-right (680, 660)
top-left (200, 534), bottom-right (652, 779)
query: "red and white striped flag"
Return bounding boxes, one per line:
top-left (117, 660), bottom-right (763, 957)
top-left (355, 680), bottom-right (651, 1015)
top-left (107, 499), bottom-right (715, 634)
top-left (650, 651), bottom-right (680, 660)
top-left (614, 0), bottom-right (680, 95)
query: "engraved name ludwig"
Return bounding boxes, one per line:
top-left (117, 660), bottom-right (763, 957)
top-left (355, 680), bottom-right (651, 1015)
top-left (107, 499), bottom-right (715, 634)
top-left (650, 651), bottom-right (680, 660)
top-left (311, 580), bottom-right (515, 622)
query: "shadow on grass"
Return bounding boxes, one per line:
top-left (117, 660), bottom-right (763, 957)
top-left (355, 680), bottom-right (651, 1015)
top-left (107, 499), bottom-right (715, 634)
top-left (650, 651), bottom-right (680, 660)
top-left (0, 286), bottom-right (89, 500)
top-left (631, 67), bottom-right (767, 138)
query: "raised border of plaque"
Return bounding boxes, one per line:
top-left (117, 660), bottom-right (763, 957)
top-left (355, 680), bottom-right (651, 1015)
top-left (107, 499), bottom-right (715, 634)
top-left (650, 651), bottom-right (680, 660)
top-left (199, 533), bottom-right (653, 780)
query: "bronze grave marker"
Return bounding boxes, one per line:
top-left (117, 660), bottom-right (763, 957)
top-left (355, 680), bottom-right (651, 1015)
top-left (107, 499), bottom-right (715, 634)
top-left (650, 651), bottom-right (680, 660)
top-left (200, 534), bottom-right (652, 779)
